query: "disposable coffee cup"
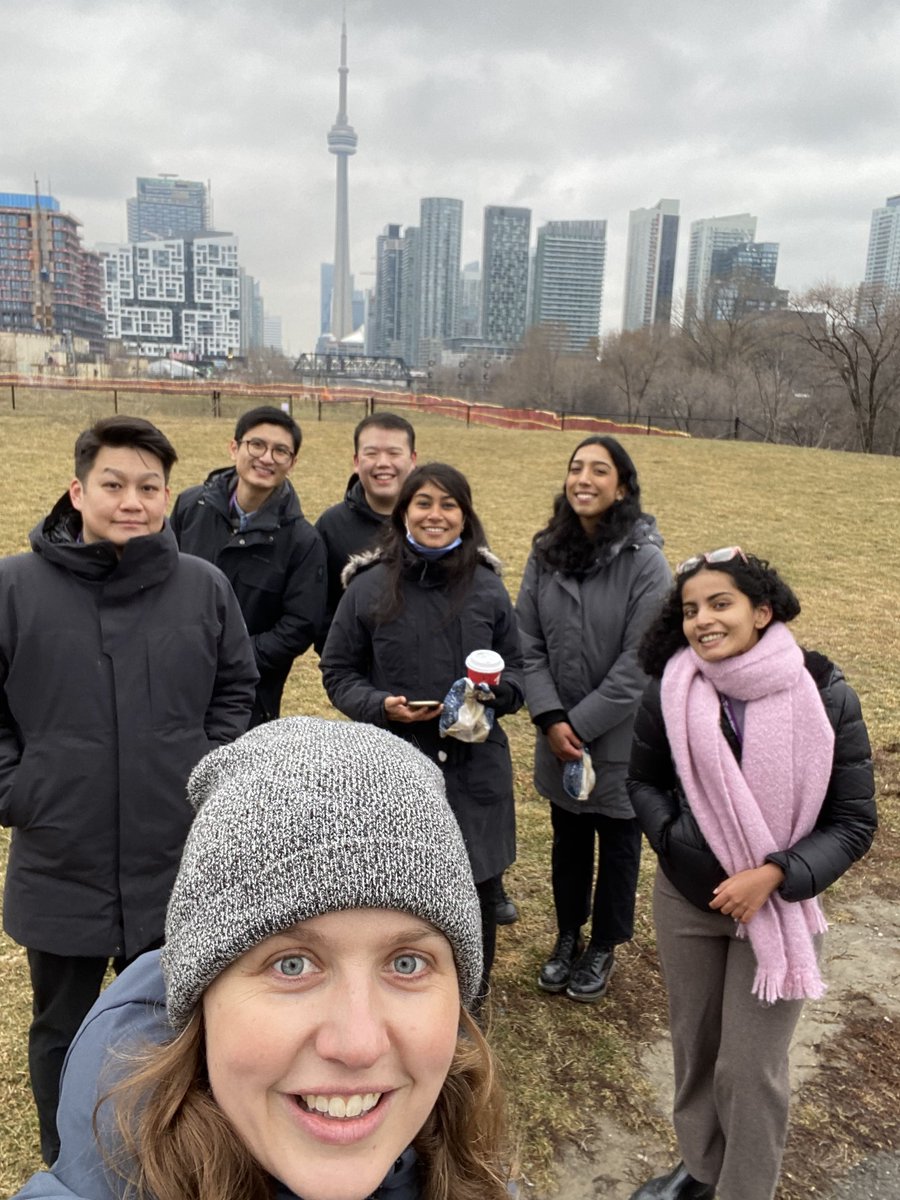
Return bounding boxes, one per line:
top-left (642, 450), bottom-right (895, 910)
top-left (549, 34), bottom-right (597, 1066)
top-left (465, 649), bottom-right (504, 687)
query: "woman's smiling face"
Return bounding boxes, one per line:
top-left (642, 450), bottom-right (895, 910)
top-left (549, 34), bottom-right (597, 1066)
top-left (564, 443), bottom-right (624, 533)
top-left (202, 908), bottom-right (461, 1200)
top-left (681, 569), bottom-right (773, 662)
top-left (403, 482), bottom-right (465, 548)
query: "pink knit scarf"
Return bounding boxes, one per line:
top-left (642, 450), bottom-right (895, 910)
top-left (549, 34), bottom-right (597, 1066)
top-left (661, 622), bottom-right (835, 1002)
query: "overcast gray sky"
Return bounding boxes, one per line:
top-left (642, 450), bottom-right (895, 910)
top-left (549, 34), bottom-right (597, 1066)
top-left (5, 0), bottom-right (899, 353)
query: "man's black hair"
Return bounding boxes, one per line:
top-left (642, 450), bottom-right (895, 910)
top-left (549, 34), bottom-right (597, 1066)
top-left (234, 406), bottom-right (302, 454)
top-left (353, 412), bottom-right (415, 454)
top-left (74, 416), bottom-right (178, 483)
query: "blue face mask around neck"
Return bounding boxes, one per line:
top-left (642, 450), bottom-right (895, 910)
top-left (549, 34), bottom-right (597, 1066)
top-left (405, 532), bottom-right (463, 560)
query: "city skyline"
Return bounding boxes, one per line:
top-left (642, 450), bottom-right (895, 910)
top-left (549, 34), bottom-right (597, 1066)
top-left (5, 0), bottom-right (900, 353)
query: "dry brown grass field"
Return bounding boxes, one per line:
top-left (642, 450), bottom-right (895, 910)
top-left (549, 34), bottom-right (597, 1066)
top-left (0, 402), bottom-right (897, 1196)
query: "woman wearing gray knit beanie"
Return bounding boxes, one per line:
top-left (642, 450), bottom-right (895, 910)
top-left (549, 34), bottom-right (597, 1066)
top-left (12, 718), bottom-right (512, 1200)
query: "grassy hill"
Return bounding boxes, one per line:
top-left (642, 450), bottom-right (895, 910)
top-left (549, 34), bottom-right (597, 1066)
top-left (0, 406), bottom-right (897, 1195)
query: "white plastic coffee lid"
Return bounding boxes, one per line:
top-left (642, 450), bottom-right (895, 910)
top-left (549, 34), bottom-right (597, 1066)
top-left (465, 649), bottom-right (505, 673)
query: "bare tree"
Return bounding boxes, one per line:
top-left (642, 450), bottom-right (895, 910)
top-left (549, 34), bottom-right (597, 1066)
top-left (791, 284), bottom-right (900, 453)
top-left (680, 279), bottom-right (780, 374)
top-left (597, 327), bottom-right (671, 420)
top-left (490, 324), bottom-right (572, 411)
top-left (741, 315), bottom-right (820, 443)
top-left (647, 355), bottom-right (731, 437)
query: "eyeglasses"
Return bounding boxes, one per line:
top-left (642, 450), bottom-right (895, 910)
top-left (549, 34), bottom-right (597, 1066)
top-left (238, 437), bottom-right (295, 466)
top-left (675, 546), bottom-right (748, 576)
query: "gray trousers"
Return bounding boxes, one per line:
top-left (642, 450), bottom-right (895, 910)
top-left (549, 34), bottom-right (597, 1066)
top-left (654, 869), bottom-right (813, 1200)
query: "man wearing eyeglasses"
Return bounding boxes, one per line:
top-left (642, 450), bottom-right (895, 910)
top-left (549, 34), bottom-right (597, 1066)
top-left (171, 405), bottom-right (326, 726)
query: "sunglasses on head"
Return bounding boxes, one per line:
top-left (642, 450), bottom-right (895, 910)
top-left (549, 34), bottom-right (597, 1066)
top-left (675, 546), bottom-right (748, 577)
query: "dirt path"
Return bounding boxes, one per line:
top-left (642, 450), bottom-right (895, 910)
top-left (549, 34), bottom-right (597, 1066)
top-left (539, 895), bottom-right (900, 1199)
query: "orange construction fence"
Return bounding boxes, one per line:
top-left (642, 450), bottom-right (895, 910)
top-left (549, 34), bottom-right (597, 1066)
top-left (0, 375), bottom-right (687, 439)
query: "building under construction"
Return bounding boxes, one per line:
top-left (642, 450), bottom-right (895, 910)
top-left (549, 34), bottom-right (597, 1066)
top-left (0, 191), bottom-right (106, 356)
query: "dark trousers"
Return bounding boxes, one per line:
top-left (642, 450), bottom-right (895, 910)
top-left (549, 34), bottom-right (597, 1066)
top-left (549, 803), bottom-right (642, 946)
top-left (27, 942), bottom-right (160, 1165)
top-left (474, 874), bottom-right (500, 1006)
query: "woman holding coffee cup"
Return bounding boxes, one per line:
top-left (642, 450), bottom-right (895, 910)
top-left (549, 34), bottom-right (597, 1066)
top-left (516, 436), bottom-right (671, 1002)
top-left (320, 462), bottom-right (524, 1003)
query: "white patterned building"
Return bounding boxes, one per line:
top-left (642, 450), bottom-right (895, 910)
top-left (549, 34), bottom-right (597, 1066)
top-left (98, 234), bottom-right (240, 358)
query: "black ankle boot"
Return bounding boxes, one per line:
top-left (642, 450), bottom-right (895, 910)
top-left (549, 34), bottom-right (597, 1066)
top-left (495, 885), bottom-right (519, 926)
top-left (628, 1161), bottom-right (716, 1199)
top-left (566, 943), bottom-right (615, 1002)
top-left (537, 930), bottom-right (584, 992)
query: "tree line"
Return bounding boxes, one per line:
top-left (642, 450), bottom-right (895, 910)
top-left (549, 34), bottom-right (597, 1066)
top-left (438, 283), bottom-right (900, 456)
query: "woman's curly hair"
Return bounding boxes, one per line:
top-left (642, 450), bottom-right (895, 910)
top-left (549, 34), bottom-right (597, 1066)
top-left (637, 551), bottom-right (802, 678)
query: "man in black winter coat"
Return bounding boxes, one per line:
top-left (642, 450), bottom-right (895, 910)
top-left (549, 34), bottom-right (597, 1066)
top-left (0, 416), bottom-right (258, 1165)
top-left (171, 406), bottom-right (327, 726)
top-left (315, 411), bottom-right (417, 645)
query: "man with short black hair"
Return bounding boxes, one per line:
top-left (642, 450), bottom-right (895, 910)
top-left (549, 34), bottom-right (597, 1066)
top-left (0, 415), bottom-right (257, 1163)
top-left (172, 405), bottom-right (326, 725)
top-left (315, 412), bottom-right (417, 640)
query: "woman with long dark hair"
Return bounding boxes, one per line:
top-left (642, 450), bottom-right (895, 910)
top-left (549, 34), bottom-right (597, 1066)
top-left (516, 436), bottom-right (671, 1001)
top-left (320, 463), bottom-right (524, 1002)
top-left (627, 549), bottom-right (875, 1200)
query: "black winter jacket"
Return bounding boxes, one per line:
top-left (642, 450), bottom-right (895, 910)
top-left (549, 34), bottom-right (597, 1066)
top-left (0, 497), bottom-right (258, 958)
top-left (315, 475), bottom-right (389, 644)
top-left (319, 545), bottom-right (524, 882)
top-left (627, 650), bottom-right (877, 911)
top-left (171, 467), bottom-right (326, 723)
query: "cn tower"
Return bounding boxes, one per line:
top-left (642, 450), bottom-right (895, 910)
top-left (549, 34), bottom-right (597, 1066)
top-left (326, 17), bottom-right (357, 341)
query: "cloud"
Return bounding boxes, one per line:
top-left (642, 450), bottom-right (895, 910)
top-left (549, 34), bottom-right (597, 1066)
top-left (3, 0), bottom-right (898, 350)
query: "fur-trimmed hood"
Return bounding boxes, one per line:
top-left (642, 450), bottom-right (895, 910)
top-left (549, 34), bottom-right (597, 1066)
top-left (341, 543), bottom-right (503, 592)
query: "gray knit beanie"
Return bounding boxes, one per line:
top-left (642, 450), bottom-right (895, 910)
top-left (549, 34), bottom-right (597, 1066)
top-left (161, 717), bottom-right (482, 1028)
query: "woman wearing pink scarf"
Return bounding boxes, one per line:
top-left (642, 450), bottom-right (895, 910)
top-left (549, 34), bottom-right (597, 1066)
top-left (626, 549), bottom-right (876, 1200)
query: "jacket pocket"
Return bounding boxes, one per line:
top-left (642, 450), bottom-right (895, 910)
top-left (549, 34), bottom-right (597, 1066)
top-left (146, 626), bottom-right (218, 731)
top-left (463, 737), bottom-right (514, 806)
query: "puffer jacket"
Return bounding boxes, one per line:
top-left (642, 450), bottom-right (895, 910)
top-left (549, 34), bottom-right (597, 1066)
top-left (12, 951), bottom-right (423, 1200)
top-left (0, 496), bottom-right (257, 959)
top-left (319, 545), bottom-right (524, 882)
top-left (315, 475), bottom-right (389, 645)
top-left (516, 517), bottom-right (671, 816)
top-left (171, 467), bottom-right (326, 724)
top-left (627, 649), bottom-right (877, 911)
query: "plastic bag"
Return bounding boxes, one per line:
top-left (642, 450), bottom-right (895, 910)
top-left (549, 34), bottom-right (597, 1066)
top-left (439, 677), bottom-right (495, 744)
top-left (562, 749), bottom-right (596, 802)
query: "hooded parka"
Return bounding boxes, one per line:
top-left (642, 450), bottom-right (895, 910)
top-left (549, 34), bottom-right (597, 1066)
top-left (315, 474), bottom-right (388, 640)
top-left (171, 466), bottom-right (326, 724)
top-left (0, 495), bottom-right (258, 960)
top-left (516, 516), bottom-right (671, 816)
top-left (319, 545), bottom-right (524, 883)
